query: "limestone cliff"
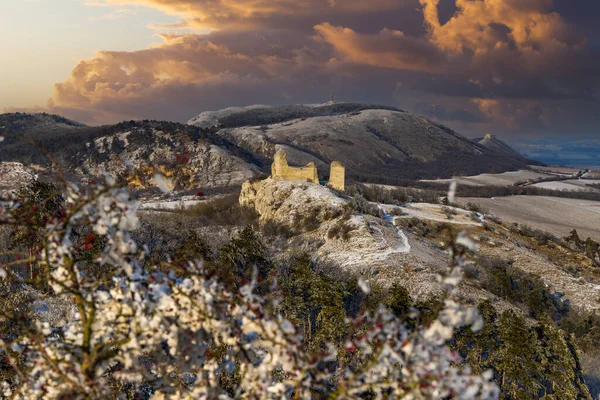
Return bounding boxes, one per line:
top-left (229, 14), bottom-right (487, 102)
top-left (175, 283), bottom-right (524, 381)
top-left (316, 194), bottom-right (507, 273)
top-left (240, 178), bottom-right (346, 226)
top-left (239, 178), bottom-right (450, 301)
top-left (78, 128), bottom-right (258, 190)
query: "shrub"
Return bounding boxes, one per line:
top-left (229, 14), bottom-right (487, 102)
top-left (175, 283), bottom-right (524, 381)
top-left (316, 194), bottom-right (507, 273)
top-left (0, 177), bottom-right (497, 399)
top-left (349, 184), bottom-right (442, 205)
top-left (469, 211), bottom-right (481, 222)
top-left (510, 223), bottom-right (558, 246)
top-left (441, 206), bottom-right (457, 220)
top-left (260, 219), bottom-right (296, 238)
top-left (182, 193), bottom-right (258, 226)
top-left (293, 212), bottom-right (321, 232)
top-left (351, 193), bottom-right (380, 217)
top-left (464, 202), bottom-right (489, 214)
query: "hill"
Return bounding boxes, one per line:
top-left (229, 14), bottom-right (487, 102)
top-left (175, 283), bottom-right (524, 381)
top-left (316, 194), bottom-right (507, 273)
top-left (0, 112), bottom-right (85, 138)
top-left (472, 133), bottom-right (543, 165)
top-left (189, 103), bottom-right (530, 183)
top-left (188, 102), bottom-right (402, 129)
top-left (0, 118), bottom-right (260, 191)
top-left (1, 104), bottom-right (531, 190)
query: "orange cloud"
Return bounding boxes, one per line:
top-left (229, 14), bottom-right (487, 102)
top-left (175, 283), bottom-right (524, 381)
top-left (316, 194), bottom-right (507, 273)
top-left (14, 31), bottom-right (339, 123)
top-left (317, 0), bottom-right (595, 94)
top-left (52, 34), bottom-right (270, 107)
top-left (314, 23), bottom-right (444, 73)
top-left (7, 0), bottom-right (598, 138)
top-left (87, 0), bottom-right (409, 30)
top-left (419, 0), bottom-right (586, 62)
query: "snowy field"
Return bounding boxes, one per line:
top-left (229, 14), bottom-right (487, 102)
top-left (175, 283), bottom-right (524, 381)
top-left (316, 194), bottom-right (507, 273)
top-left (140, 196), bottom-right (205, 210)
top-left (459, 196), bottom-right (600, 242)
top-left (390, 203), bottom-right (482, 226)
top-left (422, 170), bottom-right (552, 187)
top-left (531, 179), bottom-right (600, 192)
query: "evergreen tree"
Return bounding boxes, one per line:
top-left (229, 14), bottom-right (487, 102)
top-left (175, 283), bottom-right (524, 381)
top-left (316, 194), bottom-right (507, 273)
top-left (534, 319), bottom-right (592, 399)
top-left (487, 262), bottom-right (512, 300)
top-left (494, 310), bottom-right (544, 399)
top-left (279, 254), bottom-right (348, 351)
top-left (385, 283), bottom-right (413, 318)
top-left (536, 320), bottom-right (580, 399)
top-left (279, 254), bottom-right (314, 346)
top-left (309, 273), bottom-right (347, 350)
top-left (454, 300), bottom-right (500, 375)
top-left (217, 226), bottom-right (273, 294)
top-left (173, 230), bottom-right (214, 274)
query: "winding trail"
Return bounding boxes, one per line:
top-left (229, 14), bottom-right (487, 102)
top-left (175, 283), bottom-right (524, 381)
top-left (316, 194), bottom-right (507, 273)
top-left (376, 204), bottom-right (411, 254)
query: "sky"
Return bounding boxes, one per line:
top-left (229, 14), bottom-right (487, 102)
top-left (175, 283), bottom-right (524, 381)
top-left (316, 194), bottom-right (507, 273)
top-left (1, 0), bottom-right (599, 140)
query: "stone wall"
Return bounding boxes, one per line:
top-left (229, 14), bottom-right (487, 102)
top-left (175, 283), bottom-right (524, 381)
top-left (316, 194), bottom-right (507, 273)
top-left (328, 161), bottom-right (345, 191)
top-left (271, 152), bottom-right (319, 184)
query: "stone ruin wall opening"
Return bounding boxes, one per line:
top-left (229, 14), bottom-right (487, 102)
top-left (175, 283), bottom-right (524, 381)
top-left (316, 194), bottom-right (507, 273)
top-left (271, 152), bottom-right (319, 184)
top-left (271, 152), bottom-right (345, 191)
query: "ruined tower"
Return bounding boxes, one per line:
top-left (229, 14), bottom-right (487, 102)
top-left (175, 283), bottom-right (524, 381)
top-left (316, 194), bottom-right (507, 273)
top-left (271, 152), bottom-right (319, 184)
top-left (328, 161), bottom-right (345, 191)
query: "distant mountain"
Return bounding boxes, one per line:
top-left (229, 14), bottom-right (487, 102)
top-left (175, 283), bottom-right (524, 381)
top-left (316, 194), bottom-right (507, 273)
top-left (0, 112), bottom-right (85, 138)
top-left (471, 134), bottom-right (543, 165)
top-left (0, 118), bottom-right (260, 191)
top-left (0, 104), bottom-right (534, 190)
top-left (189, 103), bottom-right (531, 183)
top-left (188, 103), bottom-right (402, 129)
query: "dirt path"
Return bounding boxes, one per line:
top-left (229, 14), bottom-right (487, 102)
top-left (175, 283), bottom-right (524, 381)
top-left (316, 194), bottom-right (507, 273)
top-left (377, 204), bottom-right (411, 254)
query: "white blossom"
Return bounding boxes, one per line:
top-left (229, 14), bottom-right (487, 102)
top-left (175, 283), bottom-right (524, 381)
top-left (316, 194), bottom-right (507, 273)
top-left (0, 178), bottom-right (498, 399)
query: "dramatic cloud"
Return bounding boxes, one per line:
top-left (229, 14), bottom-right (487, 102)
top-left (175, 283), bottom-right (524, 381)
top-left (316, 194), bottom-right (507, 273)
top-left (314, 23), bottom-right (444, 73)
top-left (8, 0), bottom-right (600, 138)
top-left (86, 0), bottom-right (412, 30)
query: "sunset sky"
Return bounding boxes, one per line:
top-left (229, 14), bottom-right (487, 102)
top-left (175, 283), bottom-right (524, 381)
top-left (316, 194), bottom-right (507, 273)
top-left (2, 0), bottom-right (599, 139)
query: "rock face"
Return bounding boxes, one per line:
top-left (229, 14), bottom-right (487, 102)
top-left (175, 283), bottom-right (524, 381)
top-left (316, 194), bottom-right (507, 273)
top-left (0, 162), bottom-right (37, 195)
top-left (77, 127), bottom-right (258, 190)
top-left (240, 178), bottom-right (347, 226)
top-left (189, 103), bottom-right (530, 181)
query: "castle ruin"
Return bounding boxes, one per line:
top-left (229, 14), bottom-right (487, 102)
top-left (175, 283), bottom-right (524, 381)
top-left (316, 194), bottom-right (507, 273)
top-left (271, 152), bottom-right (345, 191)
top-left (271, 153), bottom-right (319, 184)
top-left (328, 161), bottom-right (345, 191)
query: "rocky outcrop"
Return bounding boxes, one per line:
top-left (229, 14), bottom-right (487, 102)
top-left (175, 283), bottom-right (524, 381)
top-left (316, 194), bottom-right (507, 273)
top-left (240, 178), bottom-right (347, 226)
top-left (473, 134), bottom-right (529, 163)
top-left (78, 128), bottom-right (259, 190)
top-left (0, 162), bottom-right (37, 195)
top-left (239, 178), bottom-right (449, 300)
